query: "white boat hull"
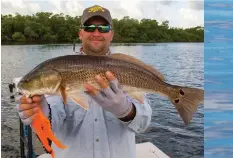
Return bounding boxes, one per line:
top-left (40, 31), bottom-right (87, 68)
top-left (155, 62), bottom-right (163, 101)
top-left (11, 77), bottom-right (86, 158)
top-left (37, 142), bottom-right (169, 158)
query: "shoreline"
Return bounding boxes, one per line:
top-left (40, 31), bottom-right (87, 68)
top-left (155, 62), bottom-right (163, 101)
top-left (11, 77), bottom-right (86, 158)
top-left (1, 42), bottom-right (204, 46)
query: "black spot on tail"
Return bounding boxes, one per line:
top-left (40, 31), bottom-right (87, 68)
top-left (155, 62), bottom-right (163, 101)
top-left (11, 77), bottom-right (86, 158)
top-left (180, 89), bottom-right (185, 95)
top-left (175, 99), bottom-right (180, 103)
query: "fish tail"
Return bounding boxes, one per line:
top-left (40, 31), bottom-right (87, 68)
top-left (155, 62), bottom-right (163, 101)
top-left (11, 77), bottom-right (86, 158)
top-left (168, 85), bottom-right (204, 125)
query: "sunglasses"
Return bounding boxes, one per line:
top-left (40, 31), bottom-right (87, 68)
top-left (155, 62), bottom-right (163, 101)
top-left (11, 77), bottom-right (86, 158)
top-left (81, 24), bottom-right (111, 33)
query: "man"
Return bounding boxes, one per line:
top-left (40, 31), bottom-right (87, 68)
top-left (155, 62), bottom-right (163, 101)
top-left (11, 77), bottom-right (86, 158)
top-left (17, 5), bottom-right (152, 158)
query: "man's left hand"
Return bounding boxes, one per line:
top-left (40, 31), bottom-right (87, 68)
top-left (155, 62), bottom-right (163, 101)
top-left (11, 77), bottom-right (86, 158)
top-left (84, 71), bottom-right (134, 119)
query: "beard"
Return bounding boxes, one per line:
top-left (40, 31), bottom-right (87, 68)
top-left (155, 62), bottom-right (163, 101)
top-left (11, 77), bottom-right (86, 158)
top-left (85, 36), bottom-right (107, 55)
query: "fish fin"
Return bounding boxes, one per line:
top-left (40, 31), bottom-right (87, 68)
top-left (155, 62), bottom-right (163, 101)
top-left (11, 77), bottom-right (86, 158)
top-left (67, 92), bottom-right (89, 110)
top-left (109, 53), bottom-right (165, 81)
top-left (41, 69), bottom-right (62, 92)
top-left (127, 91), bottom-right (145, 104)
top-left (60, 86), bottom-right (67, 105)
top-left (169, 86), bottom-right (204, 125)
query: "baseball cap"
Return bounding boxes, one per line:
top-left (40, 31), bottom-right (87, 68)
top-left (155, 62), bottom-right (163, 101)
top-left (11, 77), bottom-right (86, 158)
top-left (81, 5), bottom-right (112, 26)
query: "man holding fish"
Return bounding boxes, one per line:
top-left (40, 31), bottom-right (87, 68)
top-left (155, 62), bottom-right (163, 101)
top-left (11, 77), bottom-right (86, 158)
top-left (17, 5), bottom-right (154, 158)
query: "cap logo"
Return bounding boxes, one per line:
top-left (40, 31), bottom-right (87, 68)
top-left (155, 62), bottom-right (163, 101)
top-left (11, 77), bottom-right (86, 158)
top-left (88, 6), bottom-right (105, 13)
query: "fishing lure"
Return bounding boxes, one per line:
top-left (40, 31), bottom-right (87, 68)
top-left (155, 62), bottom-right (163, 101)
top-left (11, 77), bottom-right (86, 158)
top-left (32, 108), bottom-right (67, 158)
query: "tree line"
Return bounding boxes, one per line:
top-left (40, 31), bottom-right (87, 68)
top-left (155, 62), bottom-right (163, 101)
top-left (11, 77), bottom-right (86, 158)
top-left (1, 12), bottom-right (204, 44)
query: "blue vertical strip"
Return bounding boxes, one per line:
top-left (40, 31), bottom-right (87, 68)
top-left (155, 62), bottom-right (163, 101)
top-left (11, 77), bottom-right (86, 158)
top-left (204, 0), bottom-right (233, 158)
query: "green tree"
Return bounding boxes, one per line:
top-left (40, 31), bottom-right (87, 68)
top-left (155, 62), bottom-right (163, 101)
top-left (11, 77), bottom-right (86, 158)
top-left (1, 12), bottom-right (204, 44)
top-left (12, 32), bottom-right (26, 42)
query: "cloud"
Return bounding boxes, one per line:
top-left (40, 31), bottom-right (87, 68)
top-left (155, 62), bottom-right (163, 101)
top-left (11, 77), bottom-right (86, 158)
top-left (205, 92), bottom-right (233, 111)
top-left (63, 1), bottom-right (84, 17)
top-left (2, 0), bottom-right (24, 8)
top-left (118, 0), bottom-right (143, 19)
top-left (135, 1), bottom-right (162, 19)
top-left (45, 0), bottom-right (84, 16)
top-left (214, 37), bottom-right (233, 41)
top-left (213, 121), bottom-right (233, 125)
top-left (205, 21), bottom-right (233, 29)
top-left (180, 8), bottom-right (198, 21)
top-left (28, 3), bottom-right (41, 13)
top-left (205, 79), bottom-right (222, 84)
top-left (205, 147), bottom-right (233, 156)
top-left (189, 1), bottom-right (204, 10)
top-left (178, 8), bottom-right (203, 28)
top-left (111, 7), bottom-right (128, 19)
top-left (205, 122), bottom-right (233, 156)
top-left (160, 1), bottom-right (175, 6)
top-left (1, 0), bottom-right (41, 15)
top-left (1, 0), bottom-right (203, 28)
top-left (208, 3), bottom-right (233, 9)
top-left (209, 57), bottom-right (224, 61)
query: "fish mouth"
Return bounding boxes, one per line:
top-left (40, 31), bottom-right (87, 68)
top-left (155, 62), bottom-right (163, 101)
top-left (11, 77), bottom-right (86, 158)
top-left (17, 82), bottom-right (31, 97)
top-left (18, 87), bottom-right (31, 97)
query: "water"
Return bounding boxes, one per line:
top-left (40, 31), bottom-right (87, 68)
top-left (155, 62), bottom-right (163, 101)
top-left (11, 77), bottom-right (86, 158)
top-left (204, 1), bottom-right (233, 158)
top-left (1, 43), bottom-right (204, 158)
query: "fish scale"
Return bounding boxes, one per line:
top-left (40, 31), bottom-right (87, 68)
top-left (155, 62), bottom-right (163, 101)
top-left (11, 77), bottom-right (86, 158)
top-left (50, 56), bottom-right (157, 92)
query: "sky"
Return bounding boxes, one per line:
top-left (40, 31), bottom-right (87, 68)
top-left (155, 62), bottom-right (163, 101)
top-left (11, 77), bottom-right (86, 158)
top-left (1, 0), bottom-right (204, 28)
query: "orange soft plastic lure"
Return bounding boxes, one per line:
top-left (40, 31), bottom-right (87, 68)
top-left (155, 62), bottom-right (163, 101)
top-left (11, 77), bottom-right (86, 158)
top-left (32, 108), bottom-right (67, 158)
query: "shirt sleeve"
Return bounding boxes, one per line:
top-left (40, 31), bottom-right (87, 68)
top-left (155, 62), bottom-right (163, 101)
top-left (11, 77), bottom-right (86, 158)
top-left (120, 94), bottom-right (152, 133)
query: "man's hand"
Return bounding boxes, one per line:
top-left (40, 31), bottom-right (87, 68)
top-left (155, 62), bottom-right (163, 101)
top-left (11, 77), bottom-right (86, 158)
top-left (84, 71), bottom-right (136, 120)
top-left (16, 95), bottom-right (46, 125)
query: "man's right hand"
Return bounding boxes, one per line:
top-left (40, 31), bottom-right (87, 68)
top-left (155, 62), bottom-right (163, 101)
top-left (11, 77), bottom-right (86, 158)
top-left (17, 95), bottom-right (42, 125)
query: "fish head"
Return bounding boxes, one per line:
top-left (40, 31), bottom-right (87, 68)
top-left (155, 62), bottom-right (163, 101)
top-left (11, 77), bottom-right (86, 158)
top-left (17, 69), bottom-right (62, 97)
